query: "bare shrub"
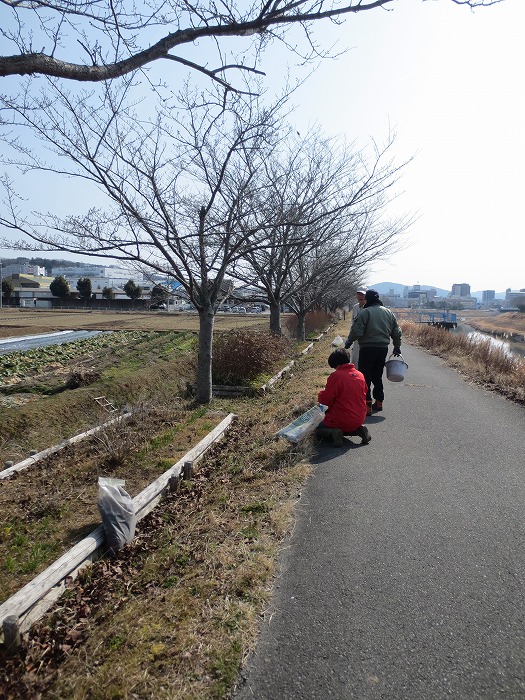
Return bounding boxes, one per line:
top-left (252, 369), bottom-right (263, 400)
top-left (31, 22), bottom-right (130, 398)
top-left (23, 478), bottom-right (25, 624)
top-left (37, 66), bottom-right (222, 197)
top-left (92, 415), bottom-right (138, 469)
top-left (67, 367), bottom-right (101, 389)
top-left (212, 330), bottom-right (291, 385)
top-left (91, 403), bottom-right (161, 468)
top-left (283, 310), bottom-right (335, 338)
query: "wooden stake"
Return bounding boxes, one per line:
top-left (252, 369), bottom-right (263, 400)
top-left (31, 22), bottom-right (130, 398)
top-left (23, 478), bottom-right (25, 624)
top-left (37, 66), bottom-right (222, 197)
top-left (3, 615), bottom-right (21, 653)
top-left (183, 461), bottom-right (193, 480)
top-left (169, 474), bottom-right (180, 493)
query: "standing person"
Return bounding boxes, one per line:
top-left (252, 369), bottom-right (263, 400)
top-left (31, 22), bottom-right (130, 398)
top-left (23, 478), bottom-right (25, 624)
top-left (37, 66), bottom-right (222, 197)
top-left (351, 288), bottom-right (367, 366)
top-left (316, 348), bottom-right (371, 447)
top-left (345, 289), bottom-right (402, 416)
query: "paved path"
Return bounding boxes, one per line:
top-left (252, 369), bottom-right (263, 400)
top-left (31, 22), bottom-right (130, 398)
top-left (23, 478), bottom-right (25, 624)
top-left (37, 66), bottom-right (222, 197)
top-left (235, 343), bottom-right (525, 699)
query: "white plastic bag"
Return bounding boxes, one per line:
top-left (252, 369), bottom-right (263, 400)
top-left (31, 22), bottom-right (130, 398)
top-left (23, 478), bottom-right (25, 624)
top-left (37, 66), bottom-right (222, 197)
top-left (331, 335), bottom-right (344, 347)
top-left (276, 404), bottom-right (327, 444)
top-left (98, 477), bottom-right (136, 553)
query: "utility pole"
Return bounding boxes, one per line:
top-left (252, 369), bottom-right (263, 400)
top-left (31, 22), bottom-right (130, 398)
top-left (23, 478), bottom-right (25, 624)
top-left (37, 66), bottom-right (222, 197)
top-left (0, 262), bottom-right (3, 309)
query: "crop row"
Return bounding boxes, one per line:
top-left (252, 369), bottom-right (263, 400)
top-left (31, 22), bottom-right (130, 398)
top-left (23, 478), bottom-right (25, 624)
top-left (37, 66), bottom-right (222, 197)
top-left (0, 331), bottom-right (154, 383)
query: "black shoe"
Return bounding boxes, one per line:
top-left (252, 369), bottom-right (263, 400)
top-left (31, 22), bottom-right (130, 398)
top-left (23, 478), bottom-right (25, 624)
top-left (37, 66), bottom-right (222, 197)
top-left (372, 401), bottom-right (383, 412)
top-left (331, 429), bottom-right (344, 447)
top-left (356, 425), bottom-right (371, 445)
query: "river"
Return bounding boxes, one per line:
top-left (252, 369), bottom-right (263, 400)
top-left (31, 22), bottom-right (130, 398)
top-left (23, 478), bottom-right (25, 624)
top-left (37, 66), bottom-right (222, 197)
top-left (0, 330), bottom-right (107, 355)
top-left (453, 322), bottom-right (525, 360)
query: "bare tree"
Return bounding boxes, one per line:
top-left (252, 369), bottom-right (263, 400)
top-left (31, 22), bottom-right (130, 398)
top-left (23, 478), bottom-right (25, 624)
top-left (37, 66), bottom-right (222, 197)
top-left (323, 280), bottom-right (358, 315)
top-left (233, 130), bottom-right (412, 336)
top-left (0, 1), bottom-right (502, 85)
top-left (0, 81), bottom-right (288, 402)
top-left (285, 202), bottom-right (409, 339)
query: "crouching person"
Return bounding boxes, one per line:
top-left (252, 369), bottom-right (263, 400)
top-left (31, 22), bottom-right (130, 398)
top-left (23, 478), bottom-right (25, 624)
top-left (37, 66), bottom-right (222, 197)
top-left (317, 348), bottom-right (371, 448)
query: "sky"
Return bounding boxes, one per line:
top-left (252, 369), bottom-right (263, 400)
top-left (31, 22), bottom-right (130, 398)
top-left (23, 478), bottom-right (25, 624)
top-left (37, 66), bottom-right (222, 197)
top-left (280, 0), bottom-right (525, 293)
top-left (1, 0), bottom-right (524, 294)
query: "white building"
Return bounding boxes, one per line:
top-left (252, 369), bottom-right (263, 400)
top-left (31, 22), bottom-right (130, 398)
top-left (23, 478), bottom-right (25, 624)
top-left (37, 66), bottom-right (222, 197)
top-left (51, 265), bottom-right (145, 293)
top-left (1, 263), bottom-right (46, 277)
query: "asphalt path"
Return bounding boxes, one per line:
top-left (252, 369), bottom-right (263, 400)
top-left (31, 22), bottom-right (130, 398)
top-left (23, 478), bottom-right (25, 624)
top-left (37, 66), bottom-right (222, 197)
top-left (235, 343), bottom-right (525, 699)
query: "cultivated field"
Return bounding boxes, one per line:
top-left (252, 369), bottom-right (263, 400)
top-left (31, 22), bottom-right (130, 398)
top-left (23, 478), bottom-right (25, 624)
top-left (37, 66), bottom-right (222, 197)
top-left (0, 307), bottom-right (267, 339)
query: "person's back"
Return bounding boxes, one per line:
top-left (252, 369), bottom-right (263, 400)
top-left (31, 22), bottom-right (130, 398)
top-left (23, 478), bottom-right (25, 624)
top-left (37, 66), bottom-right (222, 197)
top-left (345, 289), bottom-right (402, 415)
top-left (318, 362), bottom-right (367, 434)
top-left (316, 348), bottom-right (370, 447)
top-left (349, 302), bottom-right (401, 348)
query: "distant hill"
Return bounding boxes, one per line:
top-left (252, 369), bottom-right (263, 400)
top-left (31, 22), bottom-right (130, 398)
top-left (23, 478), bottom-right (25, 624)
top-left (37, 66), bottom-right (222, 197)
top-left (0, 256), bottom-right (85, 270)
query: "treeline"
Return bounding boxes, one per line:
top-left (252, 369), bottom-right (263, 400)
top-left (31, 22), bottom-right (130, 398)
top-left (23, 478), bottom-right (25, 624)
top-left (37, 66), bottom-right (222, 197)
top-left (0, 257), bottom-right (85, 271)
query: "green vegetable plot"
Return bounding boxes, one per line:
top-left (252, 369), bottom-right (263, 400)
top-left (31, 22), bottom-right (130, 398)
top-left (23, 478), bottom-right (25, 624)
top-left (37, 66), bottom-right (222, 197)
top-left (0, 331), bottom-right (160, 383)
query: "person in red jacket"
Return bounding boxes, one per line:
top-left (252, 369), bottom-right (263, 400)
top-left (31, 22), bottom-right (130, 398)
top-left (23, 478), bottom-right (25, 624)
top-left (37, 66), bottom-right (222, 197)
top-left (317, 348), bottom-right (371, 447)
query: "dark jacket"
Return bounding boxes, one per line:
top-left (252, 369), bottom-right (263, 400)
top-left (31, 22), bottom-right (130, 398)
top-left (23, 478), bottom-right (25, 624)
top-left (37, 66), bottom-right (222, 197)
top-left (347, 301), bottom-right (402, 349)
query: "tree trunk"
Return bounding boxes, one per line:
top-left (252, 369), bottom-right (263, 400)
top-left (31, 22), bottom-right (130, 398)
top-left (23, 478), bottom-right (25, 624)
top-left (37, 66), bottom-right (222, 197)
top-left (296, 311), bottom-right (306, 342)
top-left (196, 305), bottom-right (215, 403)
top-left (269, 300), bottom-right (281, 335)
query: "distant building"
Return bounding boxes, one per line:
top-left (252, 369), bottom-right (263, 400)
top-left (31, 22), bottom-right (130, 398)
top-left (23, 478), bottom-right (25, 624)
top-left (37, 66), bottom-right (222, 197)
top-left (482, 290), bottom-right (495, 302)
top-left (506, 288), bottom-right (525, 309)
top-left (5, 273), bottom-right (56, 307)
top-left (51, 264), bottom-right (135, 278)
top-left (51, 264), bottom-right (144, 293)
top-left (451, 283), bottom-right (471, 297)
top-left (405, 285), bottom-right (438, 307)
top-left (1, 263), bottom-right (46, 277)
top-left (448, 282), bottom-right (476, 308)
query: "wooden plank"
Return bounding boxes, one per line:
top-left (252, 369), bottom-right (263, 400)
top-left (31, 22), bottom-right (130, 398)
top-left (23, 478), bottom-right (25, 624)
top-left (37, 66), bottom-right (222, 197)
top-left (133, 413), bottom-right (237, 521)
top-left (260, 360), bottom-right (295, 392)
top-left (0, 412), bottom-right (132, 480)
top-left (0, 525), bottom-right (106, 636)
top-left (0, 413), bottom-right (237, 640)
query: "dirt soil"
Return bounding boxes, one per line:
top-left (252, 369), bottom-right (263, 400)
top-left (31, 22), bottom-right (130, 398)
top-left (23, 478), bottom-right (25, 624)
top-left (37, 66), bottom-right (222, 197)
top-left (0, 308), bottom-right (267, 338)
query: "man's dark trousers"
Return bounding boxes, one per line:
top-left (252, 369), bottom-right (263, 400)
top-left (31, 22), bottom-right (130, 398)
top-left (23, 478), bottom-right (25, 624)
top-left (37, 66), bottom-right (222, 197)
top-left (358, 346), bottom-right (388, 402)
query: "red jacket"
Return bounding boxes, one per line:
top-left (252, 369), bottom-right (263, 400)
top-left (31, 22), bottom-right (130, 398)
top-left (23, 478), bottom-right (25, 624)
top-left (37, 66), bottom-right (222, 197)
top-left (318, 363), bottom-right (368, 432)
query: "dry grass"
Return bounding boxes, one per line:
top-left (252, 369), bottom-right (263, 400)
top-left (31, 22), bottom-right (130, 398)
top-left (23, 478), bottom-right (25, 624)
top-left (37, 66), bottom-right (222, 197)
top-left (400, 320), bottom-right (525, 405)
top-left (460, 310), bottom-right (525, 337)
top-left (0, 316), bottom-right (336, 699)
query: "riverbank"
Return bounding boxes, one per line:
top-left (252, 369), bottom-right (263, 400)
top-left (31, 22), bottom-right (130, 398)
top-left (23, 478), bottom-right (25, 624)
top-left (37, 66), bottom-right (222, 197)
top-left (460, 310), bottom-right (525, 339)
top-left (400, 320), bottom-right (525, 407)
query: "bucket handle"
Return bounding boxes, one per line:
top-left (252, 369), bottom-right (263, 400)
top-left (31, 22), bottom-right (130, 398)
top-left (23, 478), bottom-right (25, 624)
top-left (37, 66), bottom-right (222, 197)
top-left (388, 352), bottom-right (408, 367)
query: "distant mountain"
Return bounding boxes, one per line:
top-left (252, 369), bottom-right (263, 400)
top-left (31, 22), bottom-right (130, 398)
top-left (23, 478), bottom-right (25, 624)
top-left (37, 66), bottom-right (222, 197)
top-left (472, 290), bottom-right (506, 301)
top-left (368, 282), bottom-right (450, 298)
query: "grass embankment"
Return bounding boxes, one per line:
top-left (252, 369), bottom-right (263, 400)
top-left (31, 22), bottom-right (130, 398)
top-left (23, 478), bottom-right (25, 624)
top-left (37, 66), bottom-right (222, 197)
top-left (460, 310), bottom-right (525, 338)
top-left (0, 319), bottom-right (337, 699)
top-left (2, 313), bottom-right (523, 699)
top-left (400, 319), bottom-right (525, 405)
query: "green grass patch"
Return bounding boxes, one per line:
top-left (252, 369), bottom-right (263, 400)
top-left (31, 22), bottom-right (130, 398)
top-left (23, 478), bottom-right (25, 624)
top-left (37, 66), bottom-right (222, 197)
top-left (240, 502), bottom-right (268, 514)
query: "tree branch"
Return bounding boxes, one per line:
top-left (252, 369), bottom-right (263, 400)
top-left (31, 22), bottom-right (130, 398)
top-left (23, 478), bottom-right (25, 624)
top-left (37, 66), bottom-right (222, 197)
top-left (1, 1), bottom-right (395, 80)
